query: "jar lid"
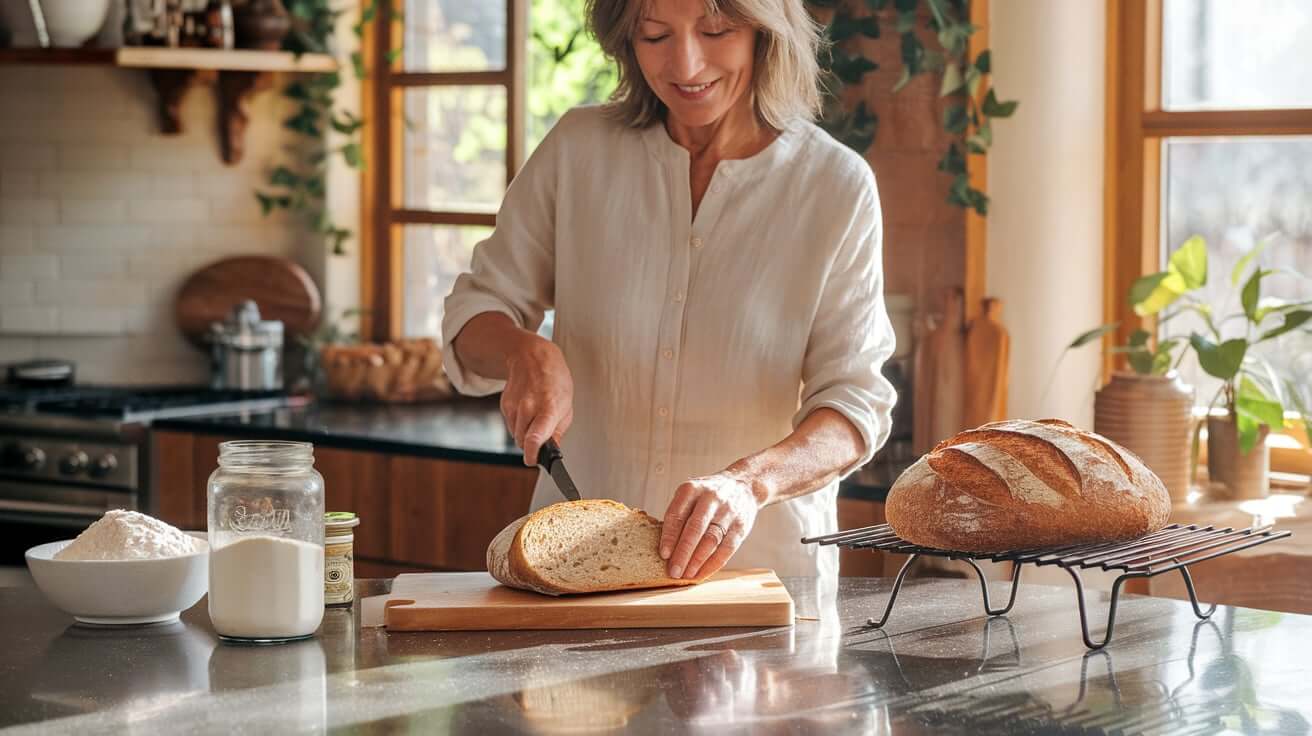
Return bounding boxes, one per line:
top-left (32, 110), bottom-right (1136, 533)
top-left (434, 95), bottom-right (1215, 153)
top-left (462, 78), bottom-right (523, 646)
top-left (325, 511), bottom-right (360, 533)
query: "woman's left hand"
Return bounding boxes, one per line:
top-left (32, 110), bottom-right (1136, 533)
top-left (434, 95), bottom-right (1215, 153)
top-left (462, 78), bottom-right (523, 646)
top-left (660, 471), bottom-right (763, 580)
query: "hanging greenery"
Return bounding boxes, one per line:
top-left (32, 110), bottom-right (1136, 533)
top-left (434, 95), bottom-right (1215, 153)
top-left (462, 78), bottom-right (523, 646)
top-left (254, 0), bottom-right (389, 256)
top-left (809, 0), bottom-right (1017, 216)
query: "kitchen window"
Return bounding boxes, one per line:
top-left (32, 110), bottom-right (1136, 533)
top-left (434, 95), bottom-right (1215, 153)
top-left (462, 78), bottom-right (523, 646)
top-left (363, 0), bottom-right (617, 340)
top-left (1105, 0), bottom-right (1312, 472)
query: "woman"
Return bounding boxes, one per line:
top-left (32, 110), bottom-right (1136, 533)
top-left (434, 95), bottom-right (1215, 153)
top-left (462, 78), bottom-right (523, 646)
top-left (442, 0), bottom-right (896, 581)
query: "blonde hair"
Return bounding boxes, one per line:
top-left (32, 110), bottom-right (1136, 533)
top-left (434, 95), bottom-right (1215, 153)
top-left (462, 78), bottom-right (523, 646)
top-left (586, 0), bottom-right (823, 130)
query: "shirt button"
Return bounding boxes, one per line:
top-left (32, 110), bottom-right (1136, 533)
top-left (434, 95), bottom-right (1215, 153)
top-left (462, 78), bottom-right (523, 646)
top-left (662, 349), bottom-right (673, 359)
top-left (673, 292), bottom-right (684, 302)
top-left (690, 236), bottom-right (703, 249)
top-left (657, 406), bottom-right (669, 417)
top-left (655, 463), bottom-right (665, 474)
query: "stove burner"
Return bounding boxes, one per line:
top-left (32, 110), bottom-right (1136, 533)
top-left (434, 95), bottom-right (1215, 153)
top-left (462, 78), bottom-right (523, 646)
top-left (0, 385), bottom-right (290, 421)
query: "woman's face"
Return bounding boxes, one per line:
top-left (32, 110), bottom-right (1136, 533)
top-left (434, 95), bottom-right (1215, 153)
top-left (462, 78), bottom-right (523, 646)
top-left (633, 0), bottom-right (757, 129)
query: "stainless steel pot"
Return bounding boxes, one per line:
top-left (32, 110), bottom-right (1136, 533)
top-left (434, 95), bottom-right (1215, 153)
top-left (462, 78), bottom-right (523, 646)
top-left (209, 300), bottom-right (283, 391)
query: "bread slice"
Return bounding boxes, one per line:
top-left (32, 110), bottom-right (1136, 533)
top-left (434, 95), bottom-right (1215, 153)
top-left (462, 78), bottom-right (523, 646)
top-left (886, 418), bottom-right (1171, 552)
top-left (486, 499), bottom-right (706, 595)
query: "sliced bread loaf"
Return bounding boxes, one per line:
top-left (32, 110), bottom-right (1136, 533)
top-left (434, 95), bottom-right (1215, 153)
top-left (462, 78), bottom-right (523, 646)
top-left (486, 499), bottom-right (706, 595)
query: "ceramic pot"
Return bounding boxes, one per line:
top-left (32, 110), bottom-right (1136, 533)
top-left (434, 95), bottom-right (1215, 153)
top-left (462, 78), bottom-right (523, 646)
top-left (1094, 371), bottom-right (1194, 502)
top-left (38, 0), bottom-right (112, 47)
top-left (1206, 415), bottom-right (1270, 500)
top-left (234, 0), bottom-right (289, 50)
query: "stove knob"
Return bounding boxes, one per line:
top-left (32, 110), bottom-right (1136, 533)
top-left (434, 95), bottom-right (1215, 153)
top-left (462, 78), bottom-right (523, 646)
top-left (60, 450), bottom-right (90, 475)
top-left (90, 453), bottom-right (119, 478)
top-left (21, 446), bottom-right (46, 470)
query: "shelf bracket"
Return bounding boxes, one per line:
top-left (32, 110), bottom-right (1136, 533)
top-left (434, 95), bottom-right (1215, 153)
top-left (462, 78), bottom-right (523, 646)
top-left (216, 70), bottom-right (271, 165)
top-left (148, 68), bottom-right (197, 134)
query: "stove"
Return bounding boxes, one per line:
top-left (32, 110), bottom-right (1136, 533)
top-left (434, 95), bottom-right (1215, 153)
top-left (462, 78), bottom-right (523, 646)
top-left (0, 384), bottom-right (301, 556)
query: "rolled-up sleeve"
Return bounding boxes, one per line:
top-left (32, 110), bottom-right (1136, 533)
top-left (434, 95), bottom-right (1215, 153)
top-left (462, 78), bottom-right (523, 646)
top-left (792, 182), bottom-right (897, 477)
top-left (440, 114), bottom-right (563, 396)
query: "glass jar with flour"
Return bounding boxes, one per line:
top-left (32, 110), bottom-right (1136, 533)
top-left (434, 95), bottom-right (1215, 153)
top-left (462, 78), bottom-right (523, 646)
top-left (208, 441), bottom-right (325, 643)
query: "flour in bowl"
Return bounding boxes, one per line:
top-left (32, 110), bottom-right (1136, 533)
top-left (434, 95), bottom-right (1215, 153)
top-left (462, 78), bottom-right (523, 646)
top-left (55, 509), bottom-right (205, 560)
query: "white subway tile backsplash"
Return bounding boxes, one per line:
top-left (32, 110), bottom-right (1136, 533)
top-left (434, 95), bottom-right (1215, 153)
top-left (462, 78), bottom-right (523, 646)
top-left (0, 282), bottom-right (34, 306)
top-left (37, 224), bottom-right (154, 251)
top-left (1, 306), bottom-right (58, 333)
top-left (0, 336), bottom-right (37, 362)
top-left (0, 198), bottom-right (58, 224)
top-left (150, 173), bottom-right (196, 197)
top-left (0, 144), bottom-right (57, 170)
top-left (128, 198), bottom-right (208, 224)
top-left (35, 279), bottom-right (149, 307)
top-left (1, 171), bottom-right (37, 195)
top-left (0, 66), bottom-right (312, 380)
top-left (39, 171), bottom-right (153, 198)
top-left (58, 144), bottom-right (131, 170)
top-left (130, 145), bottom-right (214, 172)
top-left (0, 224), bottom-right (35, 251)
top-left (58, 307), bottom-right (125, 335)
top-left (58, 252), bottom-right (127, 278)
top-left (1, 253), bottom-right (58, 280)
top-left (60, 199), bottom-right (128, 224)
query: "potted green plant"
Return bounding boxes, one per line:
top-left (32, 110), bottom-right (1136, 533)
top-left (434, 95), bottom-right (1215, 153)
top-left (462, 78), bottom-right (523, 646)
top-left (1067, 324), bottom-right (1195, 503)
top-left (1078, 235), bottom-right (1312, 500)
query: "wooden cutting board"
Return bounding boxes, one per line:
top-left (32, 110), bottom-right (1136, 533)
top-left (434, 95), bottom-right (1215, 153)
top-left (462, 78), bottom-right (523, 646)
top-left (370, 568), bottom-right (795, 631)
top-left (962, 297), bottom-right (1010, 427)
top-left (174, 255), bottom-right (321, 347)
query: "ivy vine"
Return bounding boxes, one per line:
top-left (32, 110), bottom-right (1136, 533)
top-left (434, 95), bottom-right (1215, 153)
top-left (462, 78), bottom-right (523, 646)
top-left (254, 0), bottom-right (392, 256)
top-left (810, 0), bottom-right (1018, 215)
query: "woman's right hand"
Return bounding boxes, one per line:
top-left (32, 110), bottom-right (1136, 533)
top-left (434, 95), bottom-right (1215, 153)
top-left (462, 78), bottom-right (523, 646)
top-left (502, 335), bottom-right (574, 466)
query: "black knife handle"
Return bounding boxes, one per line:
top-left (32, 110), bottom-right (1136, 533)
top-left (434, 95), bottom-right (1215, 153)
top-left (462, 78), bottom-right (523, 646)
top-left (537, 437), bottom-right (563, 470)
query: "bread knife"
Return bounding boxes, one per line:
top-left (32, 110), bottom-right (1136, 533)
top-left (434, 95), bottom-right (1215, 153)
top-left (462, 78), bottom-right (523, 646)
top-left (537, 438), bottom-right (582, 502)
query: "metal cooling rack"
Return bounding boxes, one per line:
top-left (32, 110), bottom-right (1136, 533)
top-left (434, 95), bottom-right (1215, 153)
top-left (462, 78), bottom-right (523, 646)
top-left (801, 522), bottom-right (1291, 649)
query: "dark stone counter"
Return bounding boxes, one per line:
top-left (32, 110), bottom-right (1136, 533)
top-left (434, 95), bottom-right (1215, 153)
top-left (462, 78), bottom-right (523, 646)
top-left (2, 577), bottom-right (1309, 734)
top-left (153, 400), bottom-right (890, 501)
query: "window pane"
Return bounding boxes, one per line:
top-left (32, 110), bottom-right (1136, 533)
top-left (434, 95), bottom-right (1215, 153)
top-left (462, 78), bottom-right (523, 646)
top-left (1163, 0), bottom-right (1312, 110)
top-left (526, 0), bottom-right (619, 153)
top-left (402, 0), bottom-right (506, 72)
top-left (1163, 137), bottom-right (1312, 409)
top-left (402, 226), bottom-right (494, 337)
top-left (402, 87), bottom-right (507, 212)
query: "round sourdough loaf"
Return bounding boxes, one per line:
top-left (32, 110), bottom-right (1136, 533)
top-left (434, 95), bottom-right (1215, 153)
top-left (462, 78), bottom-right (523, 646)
top-left (885, 419), bottom-right (1171, 552)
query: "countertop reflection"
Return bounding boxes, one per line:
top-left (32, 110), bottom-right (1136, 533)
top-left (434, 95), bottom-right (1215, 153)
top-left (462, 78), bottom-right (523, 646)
top-left (0, 577), bottom-right (1309, 734)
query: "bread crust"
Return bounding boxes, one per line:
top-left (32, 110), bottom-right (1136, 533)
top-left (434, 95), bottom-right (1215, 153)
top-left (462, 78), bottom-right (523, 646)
top-left (885, 419), bottom-right (1170, 552)
top-left (487, 499), bottom-right (704, 595)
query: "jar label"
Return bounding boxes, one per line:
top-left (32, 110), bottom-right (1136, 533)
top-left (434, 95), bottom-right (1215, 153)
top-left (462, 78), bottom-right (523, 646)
top-left (231, 505), bottom-right (293, 534)
top-left (324, 541), bottom-right (354, 604)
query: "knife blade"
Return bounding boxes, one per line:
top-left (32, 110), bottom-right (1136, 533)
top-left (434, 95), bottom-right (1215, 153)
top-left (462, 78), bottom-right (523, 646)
top-left (537, 438), bottom-right (582, 502)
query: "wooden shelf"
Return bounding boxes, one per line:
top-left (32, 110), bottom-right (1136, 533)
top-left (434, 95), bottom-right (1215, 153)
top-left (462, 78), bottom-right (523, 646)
top-left (0, 46), bottom-right (337, 73)
top-left (0, 46), bottom-right (338, 165)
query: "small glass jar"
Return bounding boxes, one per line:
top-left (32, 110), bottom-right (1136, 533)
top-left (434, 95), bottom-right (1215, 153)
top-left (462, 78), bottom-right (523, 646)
top-left (208, 441), bottom-right (325, 643)
top-left (323, 512), bottom-right (360, 606)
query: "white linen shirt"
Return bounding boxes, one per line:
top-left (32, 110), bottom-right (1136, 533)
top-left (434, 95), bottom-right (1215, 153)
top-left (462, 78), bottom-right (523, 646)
top-left (442, 105), bottom-right (896, 579)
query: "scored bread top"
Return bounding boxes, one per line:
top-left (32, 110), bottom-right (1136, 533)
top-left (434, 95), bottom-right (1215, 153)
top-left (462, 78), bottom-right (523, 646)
top-left (885, 419), bottom-right (1170, 552)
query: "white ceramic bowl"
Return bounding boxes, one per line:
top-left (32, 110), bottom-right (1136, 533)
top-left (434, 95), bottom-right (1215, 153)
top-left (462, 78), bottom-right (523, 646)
top-left (38, 0), bottom-right (111, 47)
top-left (25, 532), bottom-right (209, 625)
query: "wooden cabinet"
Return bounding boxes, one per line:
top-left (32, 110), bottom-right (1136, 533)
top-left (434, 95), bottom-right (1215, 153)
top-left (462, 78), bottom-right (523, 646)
top-left (152, 431), bottom-right (537, 573)
top-left (388, 457), bottom-right (537, 570)
top-left (836, 497), bottom-right (886, 577)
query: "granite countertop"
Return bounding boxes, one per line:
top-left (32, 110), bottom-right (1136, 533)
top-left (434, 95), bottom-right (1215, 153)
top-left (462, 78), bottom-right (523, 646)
top-left (2, 577), bottom-right (1309, 734)
top-left (152, 400), bottom-right (891, 501)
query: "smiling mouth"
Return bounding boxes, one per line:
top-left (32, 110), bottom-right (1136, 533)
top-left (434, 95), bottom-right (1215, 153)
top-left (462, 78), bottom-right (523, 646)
top-left (674, 79), bottom-right (718, 94)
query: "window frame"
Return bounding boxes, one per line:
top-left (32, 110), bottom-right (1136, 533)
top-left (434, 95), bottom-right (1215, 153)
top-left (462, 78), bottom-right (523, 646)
top-left (361, 0), bottom-right (529, 341)
top-left (1103, 0), bottom-right (1312, 470)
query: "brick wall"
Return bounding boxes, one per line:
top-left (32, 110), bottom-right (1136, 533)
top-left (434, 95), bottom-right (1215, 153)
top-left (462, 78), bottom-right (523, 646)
top-left (844, 10), bottom-right (969, 314)
top-left (0, 65), bottom-right (314, 383)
